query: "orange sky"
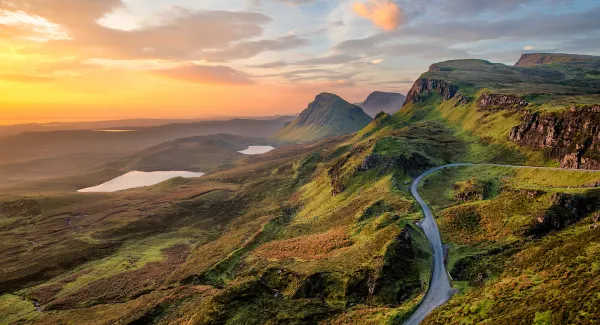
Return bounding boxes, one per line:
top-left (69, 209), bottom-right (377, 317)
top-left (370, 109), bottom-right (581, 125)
top-left (4, 0), bottom-right (583, 124)
top-left (0, 38), bottom-right (371, 123)
top-left (0, 1), bottom-right (394, 124)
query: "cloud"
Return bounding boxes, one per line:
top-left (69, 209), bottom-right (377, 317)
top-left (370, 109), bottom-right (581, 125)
top-left (385, 42), bottom-right (471, 59)
top-left (352, 0), bottom-right (404, 31)
top-left (294, 53), bottom-right (361, 65)
top-left (0, 74), bottom-right (54, 83)
top-left (1, 2), bottom-right (274, 61)
top-left (524, 45), bottom-right (535, 50)
top-left (155, 64), bottom-right (254, 85)
top-left (273, 0), bottom-right (316, 5)
top-left (333, 34), bottom-right (387, 55)
top-left (371, 58), bottom-right (383, 64)
top-left (327, 79), bottom-right (356, 87)
top-left (0, 9), bottom-right (70, 42)
top-left (436, 0), bottom-right (538, 16)
top-left (399, 7), bottom-right (600, 43)
top-left (200, 34), bottom-right (310, 62)
top-left (250, 60), bottom-right (289, 69)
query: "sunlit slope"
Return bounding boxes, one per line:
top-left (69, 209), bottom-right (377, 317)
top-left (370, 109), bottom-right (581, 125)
top-left (396, 53), bottom-right (600, 169)
top-left (419, 165), bottom-right (600, 325)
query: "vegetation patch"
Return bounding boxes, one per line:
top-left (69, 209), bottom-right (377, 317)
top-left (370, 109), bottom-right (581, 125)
top-left (254, 227), bottom-right (353, 260)
top-left (0, 294), bottom-right (39, 325)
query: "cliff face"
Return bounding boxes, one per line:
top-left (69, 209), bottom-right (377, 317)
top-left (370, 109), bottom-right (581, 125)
top-left (509, 106), bottom-right (600, 169)
top-left (404, 79), bottom-right (460, 106)
top-left (477, 93), bottom-right (529, 111)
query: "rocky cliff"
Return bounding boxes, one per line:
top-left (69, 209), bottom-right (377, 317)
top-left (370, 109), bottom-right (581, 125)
top-left (477, 93), bottom-right (529, 111)
top-left (509, 105), bottom-right (600, 169)
top-left (404, 79), bottom-right (461, 106)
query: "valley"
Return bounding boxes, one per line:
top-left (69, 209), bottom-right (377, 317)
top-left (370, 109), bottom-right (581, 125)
top-left (2, 52), bottom-right (600, 325)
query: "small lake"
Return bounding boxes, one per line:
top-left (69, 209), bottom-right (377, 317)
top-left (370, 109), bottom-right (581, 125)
top-left (78, 171), bottom-right (205, 193)
top-left (238, 146), bottom-right (275, 155)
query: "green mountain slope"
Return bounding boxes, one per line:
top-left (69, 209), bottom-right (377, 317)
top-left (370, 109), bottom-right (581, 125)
top-left (275, 93), bottom-right (372, 143)
top-left (515, 52), bottom-right (600, 67)
top-left (392, 53), bottom-right (600, 324)
top-left (2, 53), bottom-right (600, 325)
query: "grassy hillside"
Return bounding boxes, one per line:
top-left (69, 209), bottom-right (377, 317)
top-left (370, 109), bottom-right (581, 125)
top-left (419, 166), bottom-right (600, 324)
top-left (109, 134), bottom-right (272, 173)
top-left (1, 52), bottom-right (599, 325)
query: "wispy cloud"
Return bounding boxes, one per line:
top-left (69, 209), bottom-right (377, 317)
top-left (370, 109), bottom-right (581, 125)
top-left (155, 64), bottom-right (254, 85)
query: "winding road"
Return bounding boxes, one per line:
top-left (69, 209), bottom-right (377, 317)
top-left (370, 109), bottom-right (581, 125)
top-left (404, 163), bottom-right (600, 325)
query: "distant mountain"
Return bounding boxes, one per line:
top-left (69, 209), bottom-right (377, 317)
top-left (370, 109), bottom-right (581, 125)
top-left (274, 93), bottom-right (372, 143)
top-left (357, 91), bottom-right (406, 117)
top-left (515, 53), bottom-right (600, 67)
top-left (0, 116), bottom-right (297, 139)
top-left (0, 118), bottom-right (291, 185)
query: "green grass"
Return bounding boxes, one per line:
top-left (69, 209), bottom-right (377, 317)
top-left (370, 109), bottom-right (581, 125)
top-left (0, 294), bottom-right (38, 325)
top-left (25, 227), bottom-right (208, 300)
top-left (418, 164), bottom-right (600, 325)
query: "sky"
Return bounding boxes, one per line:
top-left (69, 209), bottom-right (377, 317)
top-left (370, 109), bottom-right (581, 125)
top-left (1, 0), bottom-right (600, 124)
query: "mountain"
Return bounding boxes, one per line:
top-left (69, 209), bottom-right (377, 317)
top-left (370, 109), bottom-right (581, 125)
top-left (3, 53), bottom-right (600, 325)
top-left (274, 92), bottom-right (372, 143)
top-left (356, 91), bottom-right (406, 117)
top-left (515, 52), bottom-right (600, 67)
top-left (403, 53), bottom-right (600, 169)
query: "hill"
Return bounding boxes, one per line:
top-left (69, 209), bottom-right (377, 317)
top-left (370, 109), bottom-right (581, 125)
top-left (393, 53), bottom-right (600, 324)
top-left (357, 91), bottom-right (406, 117)
top-left (515, 52), bottom-right (600, 67)
top-left (2, 53), bottom-right (600, 325)
top-left (111, 134), bottom-right (271, 173)
top-left (274, 93), bottom-right (372, 143)
top-left (0, 117), bottom-right (292, 186)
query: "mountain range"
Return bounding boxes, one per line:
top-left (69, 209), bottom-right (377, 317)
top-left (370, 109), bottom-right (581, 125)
top-left (2, 53), bottom-right (600, 325)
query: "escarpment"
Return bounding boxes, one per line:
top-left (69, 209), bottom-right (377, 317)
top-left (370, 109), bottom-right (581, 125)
top-left (509, 105), bottom-right (600, 169)
top-left (404, 79), bottom-right (459, 105)
top-left (477, 93), bottom-right (529, 111)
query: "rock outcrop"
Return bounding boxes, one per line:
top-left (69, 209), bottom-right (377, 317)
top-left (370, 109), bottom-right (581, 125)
top-left (359, 151), bottom-right (432, 177)
top-left (528, 193), bottom-right (597, 237)
top-left (509, 106), bottom-right (600, 169)
top-left (477, 93), bottom-right (529, 111)
top-left (404, 79), bottom-right (459, 105)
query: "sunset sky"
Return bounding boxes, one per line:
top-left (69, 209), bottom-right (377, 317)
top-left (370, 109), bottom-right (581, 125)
top-left (1, 0), bottom-right (600, 124)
